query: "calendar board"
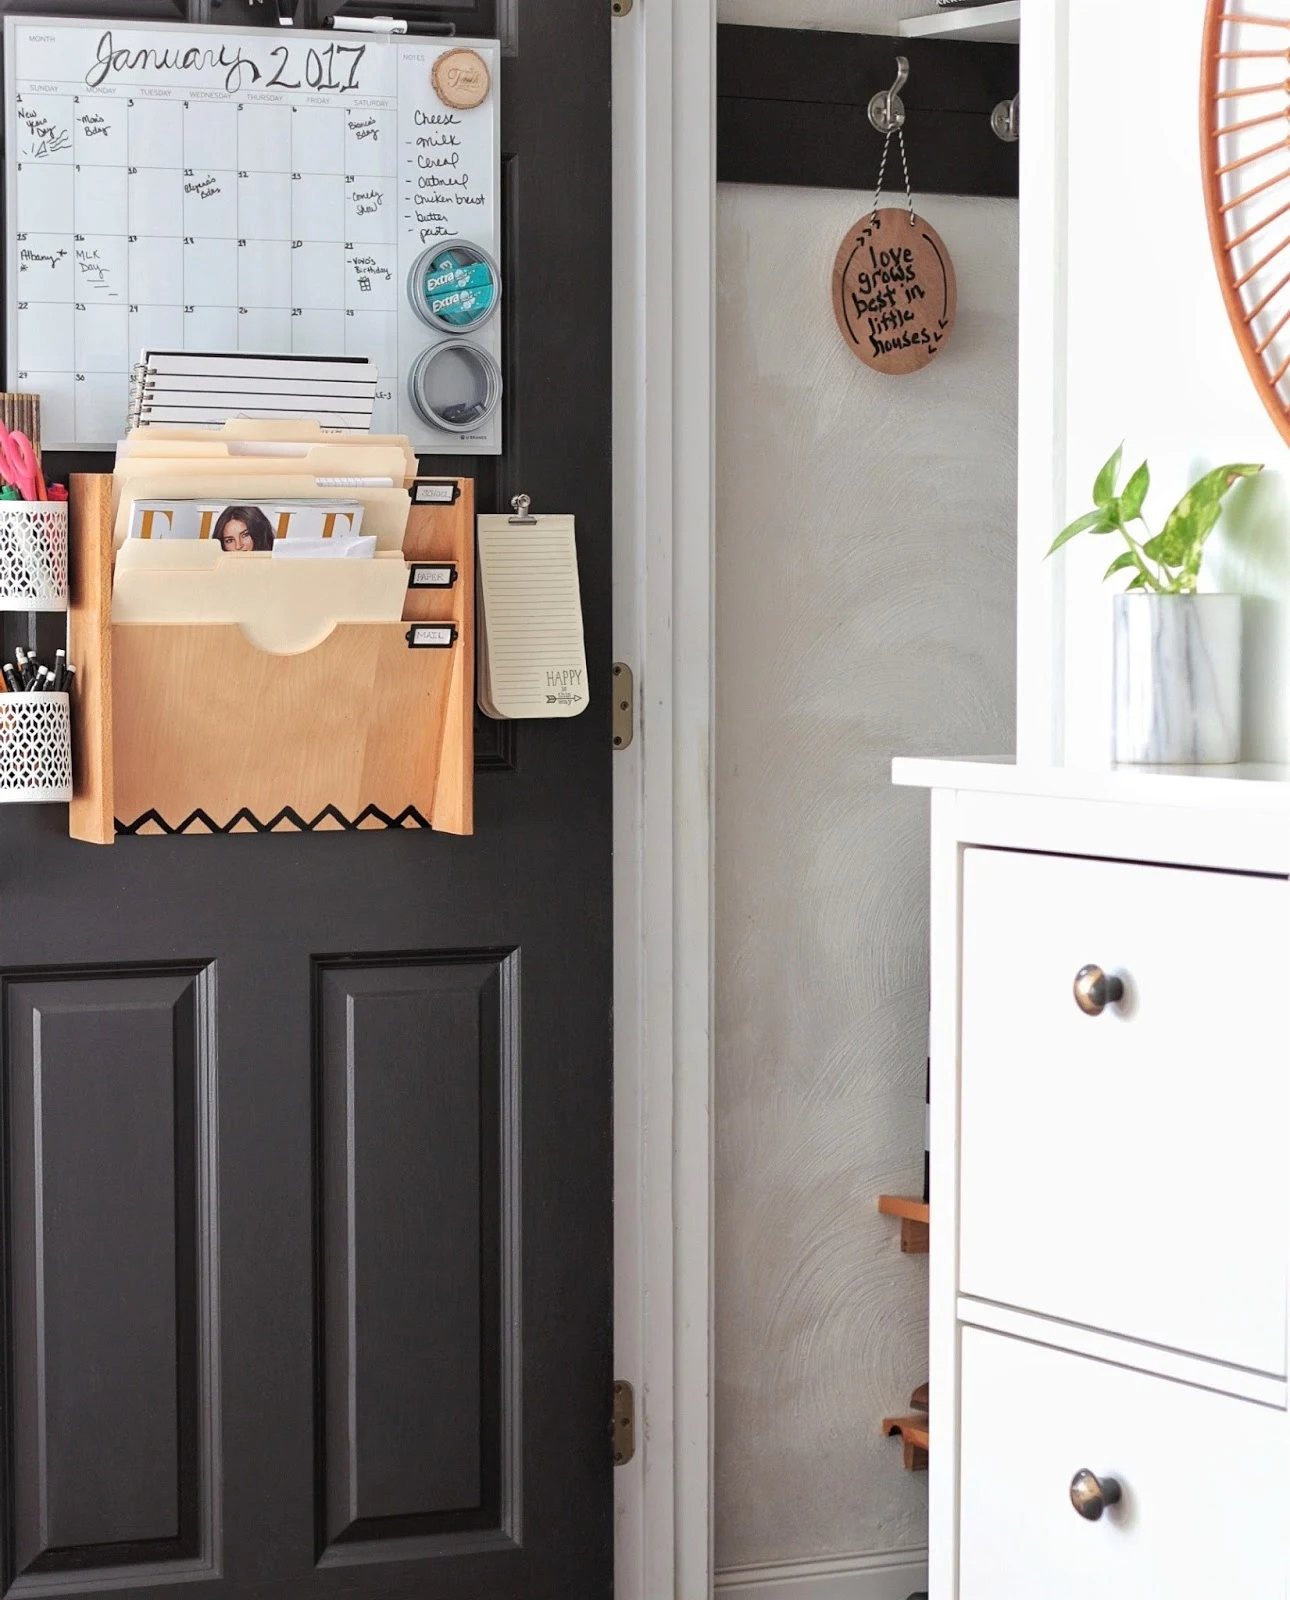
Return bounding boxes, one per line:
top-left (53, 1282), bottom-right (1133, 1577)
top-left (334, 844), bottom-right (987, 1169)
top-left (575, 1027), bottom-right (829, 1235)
top-left (3, 16), bottom-right (501, 453)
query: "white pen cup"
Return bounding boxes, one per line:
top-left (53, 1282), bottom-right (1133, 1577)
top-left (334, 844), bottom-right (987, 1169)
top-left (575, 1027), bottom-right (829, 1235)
top-left (0, 691), bottom-right (72, 803)
top-left (0, 501), bottom-right (68, 612)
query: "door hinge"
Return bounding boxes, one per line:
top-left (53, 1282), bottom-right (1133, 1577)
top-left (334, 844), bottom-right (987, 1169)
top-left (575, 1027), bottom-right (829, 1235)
top-left (612, 0), bottom-right (633, 14)
top-left (612, 1380), bottom-right (636, 1465)
top-left (612, 663), bottom-right (634, 751)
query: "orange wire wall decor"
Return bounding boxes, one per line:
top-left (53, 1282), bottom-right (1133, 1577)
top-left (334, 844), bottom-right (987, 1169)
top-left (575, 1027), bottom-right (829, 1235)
top-left (1203, 2), bottom-right (1290, 445)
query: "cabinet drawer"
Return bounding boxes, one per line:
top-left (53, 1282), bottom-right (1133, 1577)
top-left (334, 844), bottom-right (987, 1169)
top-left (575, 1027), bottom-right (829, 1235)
top-left (959, 1327), bottom-right (1286, 1598)
top-left (960, 848), bottom-right (1288, 1374)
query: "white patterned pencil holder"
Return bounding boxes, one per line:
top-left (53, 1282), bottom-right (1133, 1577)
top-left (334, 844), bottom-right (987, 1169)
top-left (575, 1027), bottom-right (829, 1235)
top-left (0, 501), bottom-right (68, 611)
top-left (0, 693), bottom-right (72, 802)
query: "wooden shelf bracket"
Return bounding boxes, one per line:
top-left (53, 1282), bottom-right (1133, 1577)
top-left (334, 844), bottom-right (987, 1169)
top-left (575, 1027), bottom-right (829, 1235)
top-left (882, 1413), bottom-right (930, 1472)
top-left (878, 1193), bottom-right (930, 1254)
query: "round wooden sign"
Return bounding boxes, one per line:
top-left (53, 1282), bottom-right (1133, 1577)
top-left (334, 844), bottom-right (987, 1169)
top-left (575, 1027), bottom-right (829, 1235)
top-left (432, 47), bottom-right (491, 110)
top-left (832, 208), bottom-right (957, 376)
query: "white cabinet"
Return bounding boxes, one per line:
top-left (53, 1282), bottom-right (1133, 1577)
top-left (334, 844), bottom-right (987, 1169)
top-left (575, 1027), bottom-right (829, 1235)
top-left (959, 1327), bottom-right (1286, 1599)
top-left (892, 760), bottom-right (1290, 1599)
top-left (960, 847), bottom-right (1288, 1374)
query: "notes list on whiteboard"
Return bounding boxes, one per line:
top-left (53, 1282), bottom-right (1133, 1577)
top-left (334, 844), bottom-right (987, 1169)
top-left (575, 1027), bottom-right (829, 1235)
top-left (476, 513), bottom-right (588, 720)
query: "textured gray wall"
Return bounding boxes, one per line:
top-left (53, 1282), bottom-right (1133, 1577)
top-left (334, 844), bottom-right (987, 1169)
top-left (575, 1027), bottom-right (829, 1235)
top-left (714, 166), bottom-right (1018, 1571)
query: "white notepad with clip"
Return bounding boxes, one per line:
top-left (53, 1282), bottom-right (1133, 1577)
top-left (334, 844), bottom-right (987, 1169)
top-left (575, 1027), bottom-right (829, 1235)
top-left (476, 509), bottom-right (588, 719)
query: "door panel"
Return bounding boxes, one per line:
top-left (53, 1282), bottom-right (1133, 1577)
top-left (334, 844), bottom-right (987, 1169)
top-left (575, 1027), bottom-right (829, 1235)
top-left (5, 968), bottom-right (215, 1583)
top-left (315, 954), bottom-right (516, 1559)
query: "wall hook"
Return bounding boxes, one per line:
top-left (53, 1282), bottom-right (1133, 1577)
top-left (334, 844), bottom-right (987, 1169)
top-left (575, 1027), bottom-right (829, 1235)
top-left (868, 56), bottom-right (909, 136)
top-left (991, 90), bottom-right (1019, 144)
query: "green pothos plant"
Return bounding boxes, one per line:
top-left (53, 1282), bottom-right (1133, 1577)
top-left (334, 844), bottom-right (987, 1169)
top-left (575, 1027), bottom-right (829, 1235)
top-left (1048, 445), bottom-right (1263, 595)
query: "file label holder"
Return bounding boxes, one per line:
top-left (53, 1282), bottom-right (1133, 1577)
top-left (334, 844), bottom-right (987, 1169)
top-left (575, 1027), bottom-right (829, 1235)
top-left (414, 482), bottom-right (463, 506)
top-left (406, 624), bottom-right (458, 649)
top-left (409, 564), bottom-right (458, 590)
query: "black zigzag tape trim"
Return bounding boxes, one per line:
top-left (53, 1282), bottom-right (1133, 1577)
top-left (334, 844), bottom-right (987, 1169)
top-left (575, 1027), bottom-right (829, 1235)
top-left (116, 803), bottom-right (434, 836)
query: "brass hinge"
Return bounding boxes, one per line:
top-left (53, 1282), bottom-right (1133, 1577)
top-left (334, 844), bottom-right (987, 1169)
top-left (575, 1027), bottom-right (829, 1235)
top-left (612, 663), bottom-right (634, 751)
top-left (612, 1380), bottom-right (636, 1465)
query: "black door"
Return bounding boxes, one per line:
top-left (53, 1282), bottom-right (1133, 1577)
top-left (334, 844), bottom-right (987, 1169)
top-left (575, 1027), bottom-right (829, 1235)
top-left (0, 2), bottom-right (612, 1598)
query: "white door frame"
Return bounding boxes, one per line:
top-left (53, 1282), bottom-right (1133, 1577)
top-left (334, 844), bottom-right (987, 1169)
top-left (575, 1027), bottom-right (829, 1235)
top-left (612, 2), bottom-right (716, 1597)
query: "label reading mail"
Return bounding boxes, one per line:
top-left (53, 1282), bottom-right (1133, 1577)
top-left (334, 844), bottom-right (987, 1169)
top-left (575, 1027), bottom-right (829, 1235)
top-left (406, 623), bottom-right (456, 648)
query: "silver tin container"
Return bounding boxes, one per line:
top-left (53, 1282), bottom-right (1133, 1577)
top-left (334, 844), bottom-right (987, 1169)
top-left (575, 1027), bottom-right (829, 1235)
top-left (407, 339), bottom-right (503, 434)
top-left (406, 242), bottom-right (502, 334)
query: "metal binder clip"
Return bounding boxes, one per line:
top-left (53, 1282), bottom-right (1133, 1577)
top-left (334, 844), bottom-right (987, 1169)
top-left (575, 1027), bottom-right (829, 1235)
top-left (509, 493), bottom-right (537, 525)
top-left (991, 90), bottom-right (1020, 144)
top-left (868, 57), bottom-right (909, 136)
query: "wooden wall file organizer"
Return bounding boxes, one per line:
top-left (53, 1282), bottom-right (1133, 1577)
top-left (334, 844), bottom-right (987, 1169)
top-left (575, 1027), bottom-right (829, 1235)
top-left (67, 474), bottom-right (474, 843)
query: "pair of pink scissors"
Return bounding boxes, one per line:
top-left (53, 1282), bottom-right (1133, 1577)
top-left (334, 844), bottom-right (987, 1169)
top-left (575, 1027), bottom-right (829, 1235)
top-left (0, 427), bottom-right (44, 502)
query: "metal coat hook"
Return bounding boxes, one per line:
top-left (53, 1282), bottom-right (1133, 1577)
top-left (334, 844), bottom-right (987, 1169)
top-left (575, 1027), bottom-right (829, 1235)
top-left (868, 56), bottom-right (909, 135)
top-left (991, 90), bottom-right (1019, 144)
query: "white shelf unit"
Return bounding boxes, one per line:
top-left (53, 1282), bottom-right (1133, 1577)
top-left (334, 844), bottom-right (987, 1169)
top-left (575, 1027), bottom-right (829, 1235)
top-left (898, 3), bottom-right (1020, 43)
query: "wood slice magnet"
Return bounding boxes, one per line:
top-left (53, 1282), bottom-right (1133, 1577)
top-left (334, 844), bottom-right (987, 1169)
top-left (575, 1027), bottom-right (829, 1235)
top-left (432, 48), bottom-right (491, 110)
top-left (832, 208), bottom-right (957, 376)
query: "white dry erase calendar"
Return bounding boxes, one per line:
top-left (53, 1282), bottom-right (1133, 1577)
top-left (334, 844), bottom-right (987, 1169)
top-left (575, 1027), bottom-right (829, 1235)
top-left (2, 16), bottom-right (502, 453)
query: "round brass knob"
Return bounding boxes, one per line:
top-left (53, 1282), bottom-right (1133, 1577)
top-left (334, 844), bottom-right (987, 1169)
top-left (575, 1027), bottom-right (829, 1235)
top-left (1073, 965), bottom-right (1124, 1017)
top-left (1070, 1469), bottom-right (1122, 1521)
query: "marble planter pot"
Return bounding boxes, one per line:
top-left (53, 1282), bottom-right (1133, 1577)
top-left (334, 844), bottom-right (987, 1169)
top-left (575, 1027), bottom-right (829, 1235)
top-left (1112, 593), bottom-right (1242, 765)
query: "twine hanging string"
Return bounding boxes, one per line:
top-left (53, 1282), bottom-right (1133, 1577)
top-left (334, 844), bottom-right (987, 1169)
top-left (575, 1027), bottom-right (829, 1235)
top-left (871, 126), bottom-right (918, 228)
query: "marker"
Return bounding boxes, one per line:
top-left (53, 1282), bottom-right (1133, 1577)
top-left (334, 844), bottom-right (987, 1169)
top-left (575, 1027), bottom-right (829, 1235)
top-left (50, 650), bottom-right (66, 692)
top-left (1, 665), bottom-right (17, 694)
top-left (14, 647), bottom-right (31, 689)
top-left (326, 13), bottom-right (457, 34)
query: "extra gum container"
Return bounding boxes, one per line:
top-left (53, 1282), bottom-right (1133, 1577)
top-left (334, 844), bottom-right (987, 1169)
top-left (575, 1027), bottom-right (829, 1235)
top-left (407, 242), bottom-right (502, 333)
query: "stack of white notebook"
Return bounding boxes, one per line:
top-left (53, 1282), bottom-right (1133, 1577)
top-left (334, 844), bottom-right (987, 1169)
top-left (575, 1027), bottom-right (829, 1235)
top-left (127, 351), bottom-right (379, 432)
top-left (476, 512), bottom-right (589, 719)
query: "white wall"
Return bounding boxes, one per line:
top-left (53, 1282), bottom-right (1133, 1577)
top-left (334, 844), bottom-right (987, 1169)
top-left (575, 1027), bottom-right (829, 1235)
top-left (719, 0), bottom-right (929, 26)
top-left (715, 4), bottom-right (1019, 1578)
top-left (1024, 0), bottom-right (1290, 765)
